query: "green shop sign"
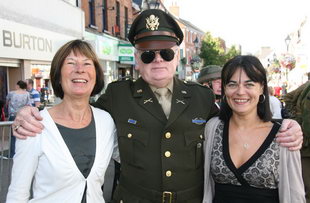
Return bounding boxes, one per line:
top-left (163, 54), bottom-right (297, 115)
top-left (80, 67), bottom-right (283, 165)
top-left (118, 44), bottom-right (135, 64)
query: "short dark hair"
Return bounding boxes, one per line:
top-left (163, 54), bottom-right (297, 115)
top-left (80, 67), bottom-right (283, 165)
top-left (17, 80), bottom-right (27, 89)
top-left (219, 55), bottom-right (272, 122)
top-left (50, 39), bottom-right (104, 99)
top-left (26, 79), bottom-right (34, 86)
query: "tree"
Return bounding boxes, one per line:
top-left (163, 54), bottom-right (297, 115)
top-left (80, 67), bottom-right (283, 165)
top-left (199, 32), bottom-right (240, 67)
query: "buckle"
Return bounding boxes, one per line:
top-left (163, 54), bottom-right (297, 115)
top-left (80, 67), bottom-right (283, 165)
top-left (162, 191), bottom-right (173, 203)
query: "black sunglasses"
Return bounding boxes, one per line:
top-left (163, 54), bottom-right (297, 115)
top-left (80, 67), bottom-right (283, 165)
top-left (139, 48), bottom-right (176, 64)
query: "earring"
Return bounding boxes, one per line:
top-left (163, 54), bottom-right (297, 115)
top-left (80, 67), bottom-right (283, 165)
top-left (259, 94), bottom-right (266, 103)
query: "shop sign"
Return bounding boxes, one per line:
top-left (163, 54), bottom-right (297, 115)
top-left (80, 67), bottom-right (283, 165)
top-left (0, 18), bottom-right (74, 61)
top-left (85, 32), bottom-right (118, 61)
top-left (118, 44), bottom-right (134, 64)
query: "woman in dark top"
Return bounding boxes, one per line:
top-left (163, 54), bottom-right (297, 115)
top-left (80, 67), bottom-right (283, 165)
top-left (7, 40), bottom-right (117, 203)
top-left (203, 55), bottom-right (305, 203)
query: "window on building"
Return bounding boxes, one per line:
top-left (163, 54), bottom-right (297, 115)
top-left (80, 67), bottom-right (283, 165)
top-left (115, 1), bottom-right (120, 35)
top-left (89, 0), bottom-right (96, 26)
top-left (102, 0), bottom-right (108, 31)
top-left (124, 6), bottom-right (128, 38)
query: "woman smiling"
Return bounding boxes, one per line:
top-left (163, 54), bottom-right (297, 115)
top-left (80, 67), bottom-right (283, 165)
top-left (6, 40), bottom-right (117, 203)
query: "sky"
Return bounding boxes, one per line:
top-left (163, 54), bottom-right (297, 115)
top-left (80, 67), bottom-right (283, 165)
top-left (169, 0), bottom-right (309, 54)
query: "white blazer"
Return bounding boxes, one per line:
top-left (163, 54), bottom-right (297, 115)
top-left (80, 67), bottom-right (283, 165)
top-left (6, 107), bottom-right (117, 203)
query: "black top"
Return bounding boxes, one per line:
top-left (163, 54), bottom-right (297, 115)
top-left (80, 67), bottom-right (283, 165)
top-left (56, 114), bottom-right (96, 203)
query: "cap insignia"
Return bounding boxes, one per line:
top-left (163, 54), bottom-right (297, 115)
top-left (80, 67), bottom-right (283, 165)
top-left (146, 14), bottom-right (159, 30)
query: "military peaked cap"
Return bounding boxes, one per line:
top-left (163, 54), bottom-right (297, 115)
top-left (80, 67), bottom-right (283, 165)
top-left (197, 65), bottom-right (222, 84)
top-left (128, 9), bottom-right (183, 50)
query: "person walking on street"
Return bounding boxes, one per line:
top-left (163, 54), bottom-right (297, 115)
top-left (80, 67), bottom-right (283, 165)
top-left (12, 9), bottom-right (304, 203)
top-left (26, 79), bottom-right (41, 108)
top-left (6, 80), bottom-right (31, 157)
top-left (268, 86), bottom-right (282, 119)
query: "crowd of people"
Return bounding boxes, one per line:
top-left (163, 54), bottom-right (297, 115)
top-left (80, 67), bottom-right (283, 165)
top-left (3, 8), bottom-right (308, 203)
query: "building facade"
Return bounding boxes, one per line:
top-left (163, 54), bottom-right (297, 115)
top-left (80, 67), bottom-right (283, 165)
top-left (0, 0), bottom-right (84, 102)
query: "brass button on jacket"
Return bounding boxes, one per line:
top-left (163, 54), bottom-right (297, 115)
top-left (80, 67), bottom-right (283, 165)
top-left (127, 133), bottom-right (132, 138)
top-left (164, 151), bottom-right (171, 157)
top-left (165, 132), bottom-right (171, 139)
top-left (166, 170), bottom-right (172, 177)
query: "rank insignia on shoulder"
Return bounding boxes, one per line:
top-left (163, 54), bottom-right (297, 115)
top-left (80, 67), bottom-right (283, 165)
top-left (128, 118), bottom-right (137, 125)
top-left (192, 118), bottom-right (206, 125)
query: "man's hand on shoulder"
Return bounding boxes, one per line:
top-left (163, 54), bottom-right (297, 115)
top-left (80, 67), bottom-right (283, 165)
top-left (13, 106), bottom-right (44, 139)
top-left (276, 119), bottom-right (303, 151)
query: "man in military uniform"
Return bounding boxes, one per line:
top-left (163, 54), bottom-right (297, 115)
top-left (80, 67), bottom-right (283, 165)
top-left (197, 65), bottom-right (222, 109)
top-left (13, 9), bottom-right (304, 203)
top-left (285, 81), bottom-right (310, 202)
top-left (93, 9), bottom-right (218, 202)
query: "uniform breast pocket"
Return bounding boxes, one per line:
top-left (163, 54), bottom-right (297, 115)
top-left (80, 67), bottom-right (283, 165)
top-left (184, 130), bottom-right (205, 169)
top-left (118, 123), bottom-right (149, 167)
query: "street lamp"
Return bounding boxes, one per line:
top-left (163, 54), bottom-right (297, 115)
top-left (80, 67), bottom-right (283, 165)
top-left (285, 35), bottom-right (291, 52)
top-left (147, 0), bottom-right (160, 9)
top-left (284, 35), bottom-right (291, 82)
top-left (190, 36), bottom-right (201, 79)
top-left (193, 36), bottom-right (199, 54)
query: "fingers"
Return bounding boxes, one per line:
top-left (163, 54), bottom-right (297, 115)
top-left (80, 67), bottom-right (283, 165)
top-left (279, 119), bottom-right (301, 133)
top-left (12, 106), bottom-right (44, 139)
top-left (276, 131), bottom-right (303, 150)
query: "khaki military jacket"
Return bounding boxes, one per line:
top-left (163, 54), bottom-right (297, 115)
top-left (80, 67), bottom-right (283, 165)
top-left (94, 77), bottom-right (218, 203)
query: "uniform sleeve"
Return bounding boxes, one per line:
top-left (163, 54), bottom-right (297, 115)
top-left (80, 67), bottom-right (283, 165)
top-left (6, 135), bottom-right (41, 202)
top-left (92, 84), bottom-right (112, 112)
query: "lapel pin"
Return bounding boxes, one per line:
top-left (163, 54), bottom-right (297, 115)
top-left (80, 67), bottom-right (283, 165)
top-left (192, 118), bottom-right (206, 125)
top-left (176, 99), bottom-right (185, 105)
top-left (128, 118), bottom-right (137, 125)
top-left (144, 98), bottom-right (153, 104)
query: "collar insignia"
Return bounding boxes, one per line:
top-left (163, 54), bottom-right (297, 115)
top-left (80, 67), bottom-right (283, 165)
top-left (144, 98), bottom-right (153, 104)
top-left (137, 89), bottom-right (143, 93)
top-left (181, 90), bottom-right (187, 94)
top-left (192, 118), bottom-right (206, 125)
top-left (146, 14), bottom-right (159, 30)
top-left (176, 99), bottom-right (185, 105)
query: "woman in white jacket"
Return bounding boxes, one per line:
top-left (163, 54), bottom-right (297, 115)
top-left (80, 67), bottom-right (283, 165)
top-left (203, 55), bottom-right (305, 203)
top-left (6, 40), bottom-right (117, 203)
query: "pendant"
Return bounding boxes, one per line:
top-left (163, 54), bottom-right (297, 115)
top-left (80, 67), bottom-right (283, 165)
top-left (243, 143), bottom-right (249, 149)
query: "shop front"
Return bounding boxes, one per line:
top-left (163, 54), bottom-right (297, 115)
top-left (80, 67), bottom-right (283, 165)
top-left (0, 18), bottom-right (76, 102)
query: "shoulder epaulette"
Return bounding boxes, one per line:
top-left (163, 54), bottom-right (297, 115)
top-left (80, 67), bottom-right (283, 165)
top-left (183, 80), bottom-right (211, 89)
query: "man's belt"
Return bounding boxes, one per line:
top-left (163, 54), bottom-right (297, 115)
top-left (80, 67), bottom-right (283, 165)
top-left (119, 176), bottom-right (203, 203)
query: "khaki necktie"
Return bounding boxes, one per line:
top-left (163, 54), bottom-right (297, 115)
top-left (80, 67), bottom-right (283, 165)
top-left (155, 88), bottom-right (171, 119)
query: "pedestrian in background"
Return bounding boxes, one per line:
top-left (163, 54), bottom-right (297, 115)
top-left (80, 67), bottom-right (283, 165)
top-left (198, 65), bottom-right (223, 109)
top-left (12, 9), bottom-right (303, 203)
top-left (268, 86), bottom-right (282, 119)
top-left (26, 78), bottom-right (41, 108)
top-left (6, 80), bottom-right (31, 157)
top-left (203, 55), bottom-right (305, 203)
top-left (6, 40), bottom-right (117, 202)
